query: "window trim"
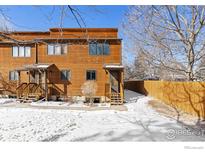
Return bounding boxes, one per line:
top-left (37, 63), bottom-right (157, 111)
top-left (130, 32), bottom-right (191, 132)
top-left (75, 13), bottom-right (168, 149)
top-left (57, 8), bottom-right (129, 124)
top-left (47, 44), bottom-right (68, 56)
top-left (60, 69), bottom-right (71, 81)
top-left (12, 46), bottom-right (31, 58)
top-left (89, 42), bottom-right (110, 56)
top-left (9, 71), bottom-right (19, 81)
top-left (86, 70), bottom-right (97, 81)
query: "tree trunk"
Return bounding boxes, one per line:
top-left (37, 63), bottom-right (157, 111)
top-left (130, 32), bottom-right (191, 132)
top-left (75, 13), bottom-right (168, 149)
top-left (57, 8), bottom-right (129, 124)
top-left (187, 65), bottom-right (194, 81)
top-left (187, 48), bottom-right (195, 81)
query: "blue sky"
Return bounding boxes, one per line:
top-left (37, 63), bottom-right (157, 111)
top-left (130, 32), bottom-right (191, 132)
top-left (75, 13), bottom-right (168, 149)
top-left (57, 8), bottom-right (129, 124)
top-left (0, 6), bottom-right (128, 30)
top-left (0, 5), bottom-right (134, 64)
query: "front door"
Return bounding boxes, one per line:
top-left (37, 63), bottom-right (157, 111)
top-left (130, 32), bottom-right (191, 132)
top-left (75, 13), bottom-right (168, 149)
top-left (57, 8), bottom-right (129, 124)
top-left (30, 71), bottom-right (42, 85)
top-left (110, 71), bottom-right (120, 93)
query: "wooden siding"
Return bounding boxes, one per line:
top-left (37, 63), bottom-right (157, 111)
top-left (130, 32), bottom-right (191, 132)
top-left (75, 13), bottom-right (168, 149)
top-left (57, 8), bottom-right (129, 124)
top-left (38, 43), bottom-right (121, 96)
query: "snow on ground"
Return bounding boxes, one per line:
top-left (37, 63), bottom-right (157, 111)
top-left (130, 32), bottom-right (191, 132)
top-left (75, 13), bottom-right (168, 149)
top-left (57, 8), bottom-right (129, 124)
top-left (31, 101), bottom-right (70, 107)
top-left (0, 90), bottom-right (205, 141)
top-left (31, 101), bottom-right (110, 108)
top-left (0, 98), bottom-right (16, 104)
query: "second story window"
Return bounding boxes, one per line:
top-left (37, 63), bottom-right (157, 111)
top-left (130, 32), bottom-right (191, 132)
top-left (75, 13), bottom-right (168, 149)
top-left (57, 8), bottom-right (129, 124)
top-left (47, 44), bottom-right (67, 55)
top-left (9, 71), bottom-right (19, 81)
top-left (61, 70), bottom-right (71, 80)
top-left (89, 42), bottom-right (110, 55)
top-left (12, 46), bottom-right (31, 57)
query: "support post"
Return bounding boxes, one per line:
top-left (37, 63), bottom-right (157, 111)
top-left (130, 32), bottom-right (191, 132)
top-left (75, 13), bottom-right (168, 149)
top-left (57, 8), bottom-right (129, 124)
top-left (44, 70), bottom-right (48, 101)
top-left (17, 71), bottom-right (21, 99)
top-left (120, 70), bottom-right (124, 103)
top-left (28, 71), bottom-right (30, 83)
top-left (108, 71), bottom-right (111, 103)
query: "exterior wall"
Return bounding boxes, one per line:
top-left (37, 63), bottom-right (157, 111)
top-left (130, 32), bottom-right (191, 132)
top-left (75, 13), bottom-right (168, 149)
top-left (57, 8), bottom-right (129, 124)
top-left (0, 28), bottom-right (122, 98)
top-left (38, 42), bottom-right (121, 97)
top-left (0, 44), bottom-right (36, 85)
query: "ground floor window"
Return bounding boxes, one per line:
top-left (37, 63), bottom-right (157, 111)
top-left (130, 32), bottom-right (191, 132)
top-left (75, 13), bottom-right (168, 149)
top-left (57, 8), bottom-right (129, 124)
top-left (61, 70), bottom-right (71, 80)
top-left (86, 70), bottom-right (96, 80)
top-left (9, 71), bottom-right (19, 81)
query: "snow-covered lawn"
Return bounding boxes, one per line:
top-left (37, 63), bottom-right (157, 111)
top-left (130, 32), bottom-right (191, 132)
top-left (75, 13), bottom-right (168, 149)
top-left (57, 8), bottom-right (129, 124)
top-left (0, 90), bottom-right (205, 141)
top-left (0, 98), bottom-right (16, 104)
top-left (31, 101), bottom-right (70, 107)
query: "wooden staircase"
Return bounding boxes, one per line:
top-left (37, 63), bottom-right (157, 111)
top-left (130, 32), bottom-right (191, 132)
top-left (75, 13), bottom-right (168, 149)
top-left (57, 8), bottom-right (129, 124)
top-left (16, 83), bottom-right (45, 103)
top-left (110, 93), bottom-right (123, 105)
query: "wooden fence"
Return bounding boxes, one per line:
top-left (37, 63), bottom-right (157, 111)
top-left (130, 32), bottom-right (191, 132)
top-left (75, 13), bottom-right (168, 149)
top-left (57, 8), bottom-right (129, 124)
top-left (124, 80), bottom-right (205, 119)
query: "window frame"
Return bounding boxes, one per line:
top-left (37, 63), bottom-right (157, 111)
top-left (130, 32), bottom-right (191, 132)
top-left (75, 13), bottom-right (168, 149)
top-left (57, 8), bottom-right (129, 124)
top-left (86, 70), bottom-right (97, 80)
top-left (9, 71), bottom-right (19, 81)
top-left (47, 44), bottom-right (68, 56)
top-left (89, 42), bottom-right (110, 56)
top-left (12, 46), bottom-right (19, 57)
top-left (60, 70), bottom-right (71, 81)
top-left (12, 46), bottom-right (31, 58)
top-left (25, 47), bottom-right (31, 57)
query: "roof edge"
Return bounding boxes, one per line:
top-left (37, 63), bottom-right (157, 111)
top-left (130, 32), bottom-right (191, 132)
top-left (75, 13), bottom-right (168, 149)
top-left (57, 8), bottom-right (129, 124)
top-left (49, 28), bottom-right (118, 32)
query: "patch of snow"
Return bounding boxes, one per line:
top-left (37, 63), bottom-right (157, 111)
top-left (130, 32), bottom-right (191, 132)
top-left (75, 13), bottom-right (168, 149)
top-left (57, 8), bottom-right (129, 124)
top-left (97, 103), bottom-right (111, 107)
top-left (0, 98), bottom-right (16, 104)
top-left (68, 103), bottom-right (89, 108)
top-left (0, 108), bottom-right (76, 141)
top-left (0, 90), bottom-right (205, 141)
top-left (31, 101), bottom-right (70, 107)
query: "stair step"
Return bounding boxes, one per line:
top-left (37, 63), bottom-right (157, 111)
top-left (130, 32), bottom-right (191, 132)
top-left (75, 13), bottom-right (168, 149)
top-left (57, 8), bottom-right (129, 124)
top-left (111, 102), bottom-right (123, 105)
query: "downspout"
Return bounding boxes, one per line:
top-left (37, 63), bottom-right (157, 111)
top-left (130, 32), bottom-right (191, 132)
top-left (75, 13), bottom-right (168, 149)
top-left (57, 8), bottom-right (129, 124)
top-left (35, 43), bottom-right (38, 64)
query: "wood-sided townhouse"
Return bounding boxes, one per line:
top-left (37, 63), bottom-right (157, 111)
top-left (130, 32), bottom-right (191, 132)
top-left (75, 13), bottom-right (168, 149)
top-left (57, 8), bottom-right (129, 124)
top-left (0, 28), bottom-right (124, 104)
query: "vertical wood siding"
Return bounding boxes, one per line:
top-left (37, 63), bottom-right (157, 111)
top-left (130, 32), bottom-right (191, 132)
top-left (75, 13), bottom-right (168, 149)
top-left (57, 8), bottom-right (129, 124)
top-left (124, 80), bottom-right (205, 119)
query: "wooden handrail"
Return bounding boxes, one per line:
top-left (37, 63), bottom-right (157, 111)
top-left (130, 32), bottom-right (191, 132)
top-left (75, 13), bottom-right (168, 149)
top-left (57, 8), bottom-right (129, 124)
top-left (16, 83), bottom-right (27, 98)
top-left (21, 83), bottom-right (36, 97)
top-left (16, 82), bottom-right (46, 99)
top-left (16, 82), bottom-right (27, 90)
top-left (30, 83), bottom-right (38, 93)
top-left (48, 83), bottom-right (64, 95)
top-left (34, 84), bottom-right (45, 93)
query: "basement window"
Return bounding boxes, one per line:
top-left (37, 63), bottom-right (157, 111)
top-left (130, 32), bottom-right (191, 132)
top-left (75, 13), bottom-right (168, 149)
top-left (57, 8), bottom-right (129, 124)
top-left (86, 70), bottom-right (96, 80)
top-left (89, 42), bottom-right (110, 55)
top-left (47, 44), bottom-right (67, 55)
top-left (9, 71), bottom-right (19, 81)
top-left (12, 46), bottom-right (31, 57)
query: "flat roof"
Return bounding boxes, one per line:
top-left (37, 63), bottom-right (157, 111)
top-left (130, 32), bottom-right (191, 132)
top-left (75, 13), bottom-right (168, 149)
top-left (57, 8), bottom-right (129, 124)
top-left (15, 63), bottom-right (53, 71)
top-left (103, 64), bottom-right (124, 70)
top-left (6, 28), bottom-right (118, 35)
top-left (34, 38), bottom-right (122, 41)
top-left (49, 28), bottom-right (118, 32)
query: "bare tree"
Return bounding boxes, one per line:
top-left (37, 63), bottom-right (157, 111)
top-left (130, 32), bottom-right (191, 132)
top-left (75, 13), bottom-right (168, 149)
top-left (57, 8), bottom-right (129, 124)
top-left (122, 6), bottom-right (205, 81)
top-left (134, 50), bottom-right (159, 80)
top-left (124, 65), bottom-right (135, 80)
top-left (195, 56), bottom-right (205, 80)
